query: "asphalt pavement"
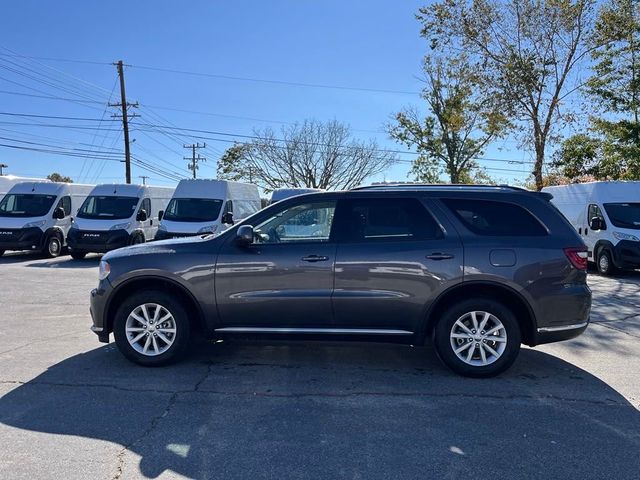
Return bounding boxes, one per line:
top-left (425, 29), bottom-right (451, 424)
top-left (0, 252), bottom-right (638, 479)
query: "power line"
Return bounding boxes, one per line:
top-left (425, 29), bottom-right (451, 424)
top-left (0, 111), bottom-right (118, 121)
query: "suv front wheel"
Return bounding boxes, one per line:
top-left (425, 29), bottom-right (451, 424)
top-left (113, 290), bottom-right (191, 366)
top-left (433, 298), bottom-right (521, 378)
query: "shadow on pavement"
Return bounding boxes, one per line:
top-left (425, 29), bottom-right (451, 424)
top-left (1, 340), bottom-right (639, 479)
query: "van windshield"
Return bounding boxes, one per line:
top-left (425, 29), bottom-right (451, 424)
top-left (163, 198), bottom-right (223, 222)
top-left (604, 203), bottom-right (640, 230)
top-left (77, 196), bottom-right (139, 220)
top-left (0, 194), bottom-right (57, 218)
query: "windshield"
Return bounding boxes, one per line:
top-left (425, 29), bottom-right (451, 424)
top-left (163, 198), bottom-right (223, 222)
top-left (604, 203), bottom-right (640, 230)
top-left (0, 194), bottom-right (57, 218)
top-left (77, 196), bottom-right (139, 220)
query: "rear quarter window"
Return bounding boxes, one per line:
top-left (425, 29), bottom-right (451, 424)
top-left (442, 198), bottom-right (548, 236)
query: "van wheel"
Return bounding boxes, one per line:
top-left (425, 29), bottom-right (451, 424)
top-left (113, 290), bottom-right (191, 366)
top-left (0, 249), bottom-right (4, 257)
top-left (70, 250), bottom-right (87, 260)
top-left (43, 234), bottom-right (62, 258)
top-left (433, 298), bottom-right (521, 378)
top-left (597, 249), bottom-right (616, 275)
top-left (130, 233), bottom-right (145, 245)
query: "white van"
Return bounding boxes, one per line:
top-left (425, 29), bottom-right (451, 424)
top-left (0, 181), bottom-right (93, 257)
top-left (68, 184), bottom-right (174, 258)
top-left (269, 188), bottom-right (322, 204)
top-left (543, 181), bottom-right (640, 274)
top-left (0, 175), bottom-right (50, 198)
top-left (155, 179), bottom-right (260, 239)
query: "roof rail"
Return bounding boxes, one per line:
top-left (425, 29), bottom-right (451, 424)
top-left (351, 183), bottom-right (530, 192)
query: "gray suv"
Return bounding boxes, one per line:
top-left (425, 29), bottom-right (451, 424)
top-left (90, 185), bottom-right (591, 377)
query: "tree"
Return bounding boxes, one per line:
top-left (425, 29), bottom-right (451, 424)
top-left (389, 54), bottom-right (506, 183)
top-left (553, 0), bottom-right (640, 181)
top-left (47, 172), bottom-right (73, 183)
top-left (418, 0), bottom-right (598, 190)
top-left (216, 119), bottom-right (396, 190)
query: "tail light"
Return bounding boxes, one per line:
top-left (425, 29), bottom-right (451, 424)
top-left (564, 247), bottom-right (588, 270)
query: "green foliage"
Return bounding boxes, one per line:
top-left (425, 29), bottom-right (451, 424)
top-left (417, 0), bottom-right (597, 190)
top-left (389, 54), bottom-right (506, 184)
top-left (46, 172), bottom-right (73, 183)
top-left (554, 0), bottom-right (640, 181)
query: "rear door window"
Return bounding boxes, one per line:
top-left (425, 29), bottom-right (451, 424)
top-left (337, 198), bottom-right (443, 242)
top-left (442, 198), bottom-right (547, 236)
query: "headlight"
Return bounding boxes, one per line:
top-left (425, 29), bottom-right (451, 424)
top-left (613, 231), bottom-right (640, 242)
top-left (110, 222), bottom-right (131, 231)
top-left (23, 220), bottom-right (46, 229)
top-left (197, 225), bottom-right (218, 234)
top-left (158, 223), bottom-right (167, 232)
top-left (98, 260), bottom-right (111, 280)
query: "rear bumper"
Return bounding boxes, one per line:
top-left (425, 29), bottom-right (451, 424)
top-left (534, 320), bottom-right (589, 345)
top-left (68, 228), bottom-right (129, 253)
top-left (0, 227), bottom-right (44, 251)
top-left (531, 282), bottom-right (591, 346)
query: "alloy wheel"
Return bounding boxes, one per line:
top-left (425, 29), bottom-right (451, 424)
top-left (125, 303), bottom-right (177, 356)
top-left (449, 311), bottom-right (507, 366)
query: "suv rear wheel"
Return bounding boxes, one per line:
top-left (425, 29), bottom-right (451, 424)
top-left (433, 298), bottom-right (521, 378)
top-left (113, 290), bottom-right (191, 366)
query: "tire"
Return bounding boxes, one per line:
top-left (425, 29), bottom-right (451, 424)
top-left (70, 250), bottom-right (87, 260)
top-left (0, 250), bottom-right (4, 257)
top-left (113, 290), bottom-right (191, 366)
top-left (130, 233), bottom-right (145, 245)
top-left (43, 234), bottom-right (62, 258)
top-left (596, 248), bottom-right (617, 275)
top-left (433, 297), bottom-right (521, 378)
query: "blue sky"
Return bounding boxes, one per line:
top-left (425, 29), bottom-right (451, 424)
top-left (0, 0), bottom-right (532, 186)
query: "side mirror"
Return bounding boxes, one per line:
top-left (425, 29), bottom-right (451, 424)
top-left (236, 225), bottom-right (254, 245)
top-left (53, 207), bottom-right (65, 219)
top-left (158, 210), bottom-right (164, 221)
top-left (222, 212), bottom-right (234, 225)
top-left (589, 217), bottom-right (605, 230)
top-left (136, 209), bottom-right (148, 222)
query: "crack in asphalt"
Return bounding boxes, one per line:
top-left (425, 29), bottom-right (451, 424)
top-left (111, 362), bottom-right (215, 480)
top-left (0, 378), bottom-right (630, 408)
top-left (591, 321), bottom-right (640, 339)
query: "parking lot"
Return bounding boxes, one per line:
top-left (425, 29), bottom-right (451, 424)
top-left (0, 252), bottom-right (638, 480)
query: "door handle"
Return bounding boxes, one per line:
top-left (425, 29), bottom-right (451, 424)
top-left (426, 253), bottom-right (455, 261)
top-left (301, 255), bottom-right (329, 262)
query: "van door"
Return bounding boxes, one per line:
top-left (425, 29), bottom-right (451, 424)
top-left (138, 198), bottom-right (152, 240)
top-left (584, 203), bottom-right (606, 257)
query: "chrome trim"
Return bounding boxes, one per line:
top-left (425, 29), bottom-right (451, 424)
top-left (214, 327), bottom-right (413, 335)
top-left (90, 326), bottom-right (104, 333)
top-left (537, 321), bottom-right (588, 333)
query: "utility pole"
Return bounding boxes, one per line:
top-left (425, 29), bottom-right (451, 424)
top-left (138, 175), bottom-right (149, 185)
top-left (0, 163), bottom-right (7, 176)
top-left (183, 143), bottom-right (206, 179)
top-left (109, 60), bottom-right (138, 184)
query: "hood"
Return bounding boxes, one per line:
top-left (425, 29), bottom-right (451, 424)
top-left (103, 235), bottom-right (210, 261)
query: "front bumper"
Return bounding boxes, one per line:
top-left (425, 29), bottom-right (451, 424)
top-left (154, 229), bottom-right (199, 241)
top-left (612, 240), bottom-right (640, 269)
top-left (0, 227), bottom-right (44, 251)
top-left (68, 228), bottom-right (129, 253)
top-left (90, 284), bottom-right (110, 343)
